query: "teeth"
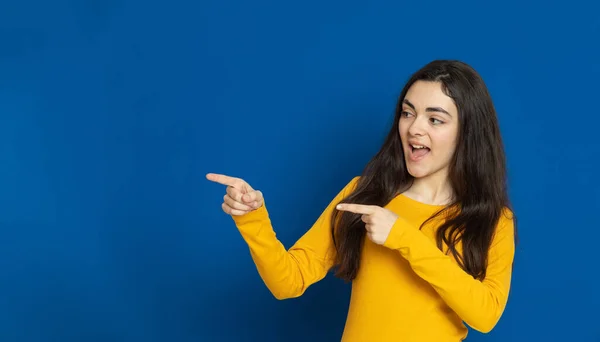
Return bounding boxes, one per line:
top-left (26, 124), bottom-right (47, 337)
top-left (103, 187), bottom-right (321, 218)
top-left (412, 144), bottom-right (426, 149)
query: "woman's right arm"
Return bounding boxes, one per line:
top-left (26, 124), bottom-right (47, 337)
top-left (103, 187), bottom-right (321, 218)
top-left (208, 173), bottom-right (359, 300)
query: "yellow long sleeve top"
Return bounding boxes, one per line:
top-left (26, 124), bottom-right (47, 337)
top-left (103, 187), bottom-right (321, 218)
top-left (231, 176), bottom-right (516, 341)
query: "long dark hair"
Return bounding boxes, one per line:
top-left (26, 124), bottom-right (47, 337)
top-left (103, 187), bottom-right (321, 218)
top-left (331, 60), bottom-right (514, 282)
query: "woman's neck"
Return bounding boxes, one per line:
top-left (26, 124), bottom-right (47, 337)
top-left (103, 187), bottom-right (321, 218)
top-left (402, 174), bottom-right (454, 206)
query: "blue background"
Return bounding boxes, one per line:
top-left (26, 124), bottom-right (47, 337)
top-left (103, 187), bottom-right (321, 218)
top-left (1, 0), bottom-right (599, 341)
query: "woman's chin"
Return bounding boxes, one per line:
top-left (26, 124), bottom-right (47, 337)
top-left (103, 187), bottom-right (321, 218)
top-left (406, 164), bottom-right (430, 179)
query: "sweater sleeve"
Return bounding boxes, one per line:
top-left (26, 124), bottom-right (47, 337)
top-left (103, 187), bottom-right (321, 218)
top-left (230, 177), bottom-right (359, 300)
top-left (382, 209), bottom-right (516, 333)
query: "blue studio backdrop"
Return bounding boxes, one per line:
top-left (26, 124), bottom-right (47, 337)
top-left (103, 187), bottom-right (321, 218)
top-left (1, 1), bottom-right (599, 341)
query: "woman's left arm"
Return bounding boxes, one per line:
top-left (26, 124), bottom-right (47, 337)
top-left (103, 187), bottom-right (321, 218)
top-left (383, 211), bottom-right (516, 333)
top-left (335, 203), bottom-right (516, 334)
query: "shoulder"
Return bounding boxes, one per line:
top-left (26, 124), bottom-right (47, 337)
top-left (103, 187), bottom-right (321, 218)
top-left (330, 176), bottom-right (362, 201)
top-left (498, 207), bottom-right (516, 234)
top-left (490, 206), bottom-right (517, 250)
top-left (344, 176), bottom-right (361, 194)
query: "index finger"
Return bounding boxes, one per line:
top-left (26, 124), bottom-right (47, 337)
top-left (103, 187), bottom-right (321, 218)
top-left (336, 203), bottom-right (376, 215)
top-left (206, 173), bottom-right (243, 188)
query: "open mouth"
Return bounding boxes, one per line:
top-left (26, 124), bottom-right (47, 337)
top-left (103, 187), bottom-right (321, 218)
top-left (409, 144), bottom-right (430, 161)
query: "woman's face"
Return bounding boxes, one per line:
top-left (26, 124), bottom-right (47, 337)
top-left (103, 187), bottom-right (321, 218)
top-left (398, 80), bottom-right (459, 181)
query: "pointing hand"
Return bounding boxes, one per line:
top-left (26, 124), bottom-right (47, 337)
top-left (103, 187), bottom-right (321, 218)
top-left (335, 203), bottom-right (399, 245)
top-left (206, 173), bottom-right (264, 216)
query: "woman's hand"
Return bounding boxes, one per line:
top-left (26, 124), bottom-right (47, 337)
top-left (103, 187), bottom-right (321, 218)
top-left (206, 173), bottom-right (264, 216)
top-left (336, 203), bottom-right (399, 245)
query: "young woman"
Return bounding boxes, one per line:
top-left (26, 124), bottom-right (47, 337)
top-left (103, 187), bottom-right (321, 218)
top-left (207, 60), bottom-right (516, 341)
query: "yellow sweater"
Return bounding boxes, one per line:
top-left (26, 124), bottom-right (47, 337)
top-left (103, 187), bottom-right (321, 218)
top-left (231, 176), bottom-right (515, 341)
